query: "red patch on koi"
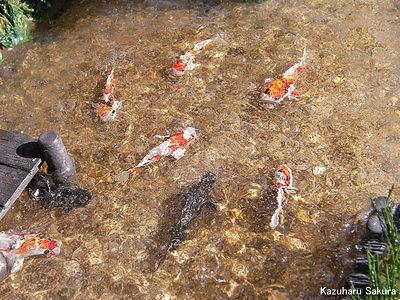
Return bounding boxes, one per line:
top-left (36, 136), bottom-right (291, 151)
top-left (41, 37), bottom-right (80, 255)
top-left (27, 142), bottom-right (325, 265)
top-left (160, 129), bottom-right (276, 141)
top-left (16, 238), bottom-right (37, 255)
top-left (151, 155), bottom-right (162, 162)
top-left (97, 103), bottom-right (112, 118)
top-left (39, 239), bottom-right (59, 253)
top-left (172, 59), bottom-right (187, 72)
top-left (262, 76), bottom-right (292, 100)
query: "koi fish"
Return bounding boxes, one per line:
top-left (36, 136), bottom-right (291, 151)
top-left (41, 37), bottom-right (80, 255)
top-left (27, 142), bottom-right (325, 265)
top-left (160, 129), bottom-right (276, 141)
top-left (134, 127), bottom-right (198, 169)
top-left (155, 172), bottom-right (216, 270)
top-left (270, 164), bottom-right (295, 229)
top-left (0, 232), bottom-right (61, 274)
top-left (171, 35), bottom-right (223, 76)
top-left (260, 48), bottom-right (307, 105)
top-left (169, 172), bottom-right (217, 251)
top-left (115, 127), bottom-right (198, 182)
top-left (96, 67), bottom-right (122, 121)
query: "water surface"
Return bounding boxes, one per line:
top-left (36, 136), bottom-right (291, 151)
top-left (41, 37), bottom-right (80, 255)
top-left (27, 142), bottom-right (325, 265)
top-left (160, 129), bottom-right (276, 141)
top-left (0, 0), bottom-right (399, 298)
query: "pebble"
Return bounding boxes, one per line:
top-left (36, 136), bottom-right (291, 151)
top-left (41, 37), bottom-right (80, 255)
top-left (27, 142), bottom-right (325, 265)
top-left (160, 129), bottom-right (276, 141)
top-left (313, 166), bottom-right (326, 175)
top-left (333, 76), bottom-right (342, 84)
top-left (367, 214), bottom-right (384, 234)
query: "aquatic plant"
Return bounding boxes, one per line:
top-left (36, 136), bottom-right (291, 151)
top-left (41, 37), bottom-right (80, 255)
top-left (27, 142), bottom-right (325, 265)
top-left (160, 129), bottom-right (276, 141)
top-left (25, 0), bottom-right (50, 17)
top-left (0, 0), bottom-right (48, 49)
top-left (349, 187), bottom-right (400, 300)
top-left (366, 187), bottom-right (400, 298)
top-left (0, 0), bottom-right (32, 48)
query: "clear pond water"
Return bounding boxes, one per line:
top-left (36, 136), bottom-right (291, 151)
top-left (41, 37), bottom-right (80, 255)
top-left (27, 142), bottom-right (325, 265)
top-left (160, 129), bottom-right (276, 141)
top-left (0, 0), bottom-right (399, 298)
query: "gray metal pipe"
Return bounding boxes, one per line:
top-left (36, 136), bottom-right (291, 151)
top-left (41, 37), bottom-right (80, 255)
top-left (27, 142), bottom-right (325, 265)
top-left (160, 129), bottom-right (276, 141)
top-left (38, 131), bottom-right (76, 184)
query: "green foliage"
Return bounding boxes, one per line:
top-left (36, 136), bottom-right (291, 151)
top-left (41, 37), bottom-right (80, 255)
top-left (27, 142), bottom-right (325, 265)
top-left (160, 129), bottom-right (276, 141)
top-left (0, 0), bottom-right (49, 49)
top-left (366, 186), bottom-right (400, 299)
top-left (0, 0), bottom-right (33, 48)
top-left (26, 0), bottom-right (50, 18)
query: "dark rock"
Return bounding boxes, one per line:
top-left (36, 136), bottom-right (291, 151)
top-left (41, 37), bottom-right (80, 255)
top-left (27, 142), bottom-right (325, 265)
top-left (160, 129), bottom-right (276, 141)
top-left (367, 196), bottom-right (398, 234)
top-left (363, 239), bottom-right (386, 257)
top-left (346, 273), bottom-right (370, 292)
top-left (354, 255), bottom-right (369, 274)
top-left (28, 173), bottom-right (91, 211)
top-left (169, 172), bottom-right (217, 251)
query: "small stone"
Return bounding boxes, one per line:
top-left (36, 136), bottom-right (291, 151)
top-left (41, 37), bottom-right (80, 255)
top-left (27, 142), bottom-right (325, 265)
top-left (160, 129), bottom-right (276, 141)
top-left (313, 166), bottom-right (326, 175)
top-left (333, 76), bottom-right (341, 84)
top-left (367, 214), bottom-right (384, 234)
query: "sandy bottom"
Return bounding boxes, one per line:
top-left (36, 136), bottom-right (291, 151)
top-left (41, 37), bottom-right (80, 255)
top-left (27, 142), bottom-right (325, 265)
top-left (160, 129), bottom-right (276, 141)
top-left (0, 0), bottom-right (399, 298)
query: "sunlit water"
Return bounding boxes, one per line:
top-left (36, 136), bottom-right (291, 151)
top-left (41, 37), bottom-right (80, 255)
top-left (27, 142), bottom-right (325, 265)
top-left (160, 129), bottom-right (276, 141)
top-left (0, 0), bottom-right (399, 298)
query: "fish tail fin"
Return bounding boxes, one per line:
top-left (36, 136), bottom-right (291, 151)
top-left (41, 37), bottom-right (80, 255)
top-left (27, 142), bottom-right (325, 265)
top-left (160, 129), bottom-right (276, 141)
top-left (114, 167), bottom-right (140, 183)
top-left (128, 166), bottom-right (140, 174)
top-left (301, 46), bottom-right (308, 64)
top-left (213, 33), bottom-right (225, 41)
top-left (269, 206), bottom-right (282, 229)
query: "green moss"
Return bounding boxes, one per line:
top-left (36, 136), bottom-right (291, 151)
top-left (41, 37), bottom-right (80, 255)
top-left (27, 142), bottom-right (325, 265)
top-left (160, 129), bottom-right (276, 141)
top-left (0, 0), bottom-right (49, 49)
top-left (0, 0), bottom-right (33, 48)
top-left (366, 186), bottom-right (400, 298)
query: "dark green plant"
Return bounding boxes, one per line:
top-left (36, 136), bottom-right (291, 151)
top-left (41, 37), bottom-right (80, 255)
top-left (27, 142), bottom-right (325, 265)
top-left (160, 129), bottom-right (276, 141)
top-left (366, 186), bottom-right (400, 299)
top-left (0, 0), bottom-right (49, 49)
top-left (0, 0), bottom-right (33, 48)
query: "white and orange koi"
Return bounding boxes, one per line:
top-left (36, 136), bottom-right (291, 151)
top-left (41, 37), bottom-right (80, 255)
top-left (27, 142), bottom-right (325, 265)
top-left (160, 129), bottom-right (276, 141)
top-left (0, 232), bottom-right (61, 274)
top-left (115, 127), bottom-right (198, 182)
top-left (171, 35), bottom-right (223, 76)
top-left (96, 67), bottom-right (122, 121)
top-left (270, 164), bottom-right (295, 229)
top-left (261, 48), bottom-right (307, 105)
top-left (133, 127), bottom-right (198, 170)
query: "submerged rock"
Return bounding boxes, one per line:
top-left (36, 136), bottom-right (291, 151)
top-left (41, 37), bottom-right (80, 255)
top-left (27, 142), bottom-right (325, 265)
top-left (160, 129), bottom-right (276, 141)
top-left (169, 172), bottom-right (217, 251)
top-left (28, 173), bottom-right (92, 210)
top-left (367, 196), bottom-right (399, 234)
top-left (367, 214), bottom-right (385, 234)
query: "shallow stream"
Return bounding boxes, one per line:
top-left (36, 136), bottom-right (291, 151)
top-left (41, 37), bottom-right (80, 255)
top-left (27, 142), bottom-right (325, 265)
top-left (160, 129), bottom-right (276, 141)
top-left (0, 0), bottom-right (399, 298)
